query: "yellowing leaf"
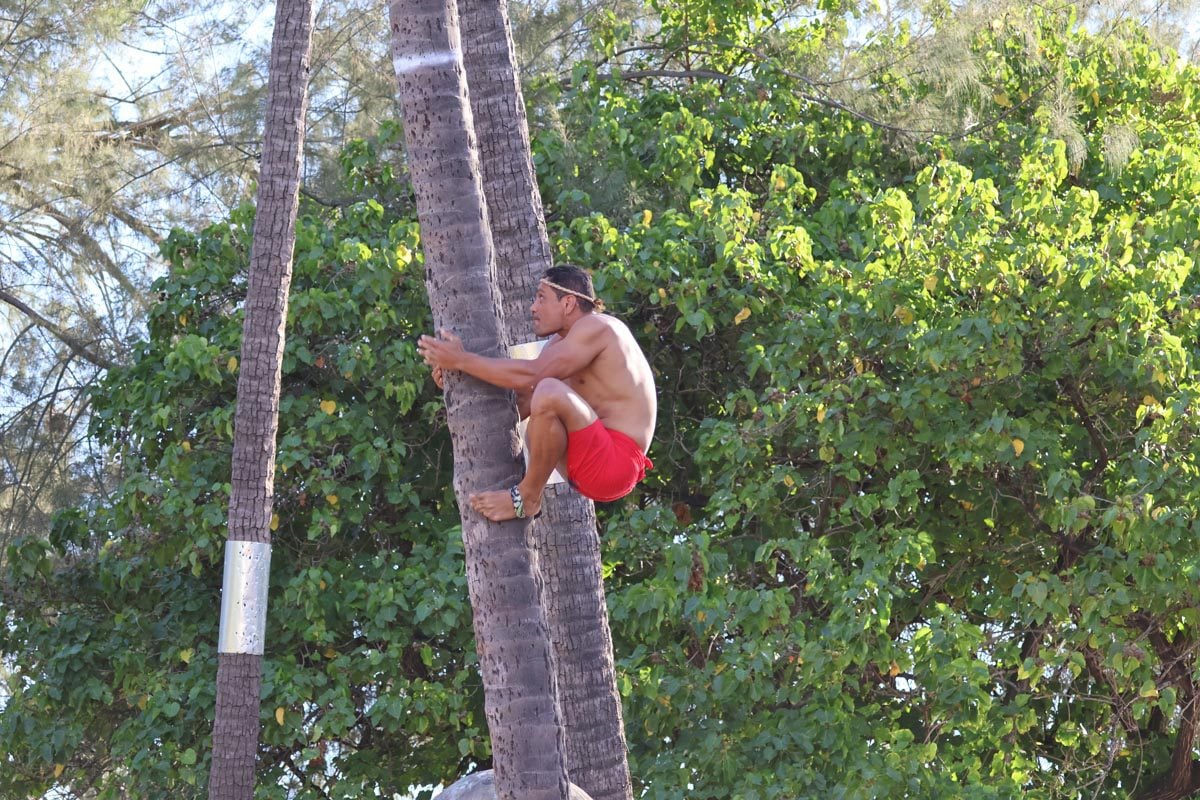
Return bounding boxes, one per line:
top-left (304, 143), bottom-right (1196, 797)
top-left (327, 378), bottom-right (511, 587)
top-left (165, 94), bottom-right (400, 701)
top-left (270, 513), bottom-right (280, 531)
top-left (733, 307), bottom-right (751, 325)
top-left (178, 313), bottom-right (188, 326)
top-left (773, 174), bottom-right (787, 192)
top-left (816, 404), bottom-right (827, 423)
top-left (1142, 395), bottom-right (1159, 407)
top-left (319, 579), bottom-right (328, 590)
top-left (1091, 90), bottom-right (1100, 106)
top-left (657, 287), bottom-right (667, 300)
top-left (179, 648), bottom-right (193, 664)
top-left (226, 356), bottom-right (238, 373)
top-left (783, 473), bottom-right (795, 488)
top-left (54, 764), bottom-right (65, 779)
top-left (323, 646), bottom-right (336, 659)
top-left (893, 306), bottom-right (914, 325)
top-left (275, 707), bottom-right (285, 726)
top-left (994, 91), bottom-right (1012, 108)
top-left (641, 209), bottom-right (653, 226)
top-left (696, 610), bottom-right (707, 621)
top-left (853, 357), bottom-right (865, 375)
top-left (888, 661), bottom-right (901, 678)
top-left (319, 399), bottom-right (337, 415)
top-left (181, 440), bottom-right (191, 452)
top-left (924, 274), bottom-right (938, 291)
top-left (959, 500), bottom-right (976, 511)
top-left (1012, 438), bottom-right (1025, 457)
top-left (326, 494), bottom-right (339, 507)
top-left (395, 243), bottom-right (411, 263)
top-left (138, 694), bottom-right (148, 710)
top-left (1154, 369), bottom-right (1167, 385)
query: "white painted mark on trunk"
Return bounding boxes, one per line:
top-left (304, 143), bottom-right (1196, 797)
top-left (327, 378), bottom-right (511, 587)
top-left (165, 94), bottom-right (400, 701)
top-left (393, 50), bottom-right (457, 75)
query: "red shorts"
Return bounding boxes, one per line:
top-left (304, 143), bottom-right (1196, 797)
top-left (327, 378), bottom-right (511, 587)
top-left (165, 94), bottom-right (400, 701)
top-left (566, 420), bottom-right (653, 502)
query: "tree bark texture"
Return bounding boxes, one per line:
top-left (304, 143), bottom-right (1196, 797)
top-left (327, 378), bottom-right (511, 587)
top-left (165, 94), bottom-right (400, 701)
top-left (209, 0), bottom-right (314, 797)
top-left (209, 654), bottom-right (264, 797)
top-left (1135, 630), bottom-right (1200, 800)
top-left (455, 0), bottom-right (552, 339)
top-left (457, 3), bottom-right (633, 797)
top-left (389, 2), bottom-right (569, 798)
top-left (534, 484), bottom-right (633, 800)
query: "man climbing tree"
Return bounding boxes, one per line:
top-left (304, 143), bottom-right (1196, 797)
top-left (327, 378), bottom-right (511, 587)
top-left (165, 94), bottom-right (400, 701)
top-left (418, 264), bottom-right (656, 521)
top-left (458, 1), bottom-right (636, 794)
top-left (390, 0), bottom-right (574, 798)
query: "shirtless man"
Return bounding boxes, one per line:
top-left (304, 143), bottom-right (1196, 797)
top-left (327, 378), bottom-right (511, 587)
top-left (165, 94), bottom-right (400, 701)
top-left (417, 264), bottom-right (656, 521)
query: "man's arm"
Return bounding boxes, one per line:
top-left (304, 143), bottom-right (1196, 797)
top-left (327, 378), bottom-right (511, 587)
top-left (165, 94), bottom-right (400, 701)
top-left (418, 331), bottom-right (539, 390)
top-left (454, 350), bottom-right (541, 390)
top-left (418, 320), bottom-right (607, 391)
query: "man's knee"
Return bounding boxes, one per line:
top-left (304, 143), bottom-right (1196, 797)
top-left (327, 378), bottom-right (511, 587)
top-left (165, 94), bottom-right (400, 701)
top-left (530, 378), bottom-right (570, 415)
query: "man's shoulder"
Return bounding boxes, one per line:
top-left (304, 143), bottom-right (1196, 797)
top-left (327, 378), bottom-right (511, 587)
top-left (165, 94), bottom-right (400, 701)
top-left (577, 315), bottom-right (648, 368)
top-left (567, 313), bottom-right (623, 338)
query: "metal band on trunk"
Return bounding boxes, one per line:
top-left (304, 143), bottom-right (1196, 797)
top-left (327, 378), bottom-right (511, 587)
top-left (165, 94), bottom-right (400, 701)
top-left (217, 540), bottom-right (272, 655)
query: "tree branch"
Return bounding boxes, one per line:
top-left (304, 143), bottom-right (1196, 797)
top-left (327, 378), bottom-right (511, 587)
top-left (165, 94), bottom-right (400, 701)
top-left (39, 208), bottom-right (148, 309)
top-left (109, 205), bottom-right (165, 245)
top-left (558, 36), bottom-right (1052, 143)
top-left (1057, 376), bottom-right (1110, 493)
top-left (0, 287), bottom-right (114, 369)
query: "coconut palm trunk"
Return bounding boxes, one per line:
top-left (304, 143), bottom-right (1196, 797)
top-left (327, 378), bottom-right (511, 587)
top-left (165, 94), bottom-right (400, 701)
top-left (389, 1), bottom-right (570, 798)
top-left (208, 0), bottom-right (314, 797)
top-left (458, 3), bottom-right (633, 798)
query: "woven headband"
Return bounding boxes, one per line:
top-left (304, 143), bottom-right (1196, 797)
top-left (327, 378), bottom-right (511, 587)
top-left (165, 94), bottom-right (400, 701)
top-left (540, 278), bottom-right (605, 312)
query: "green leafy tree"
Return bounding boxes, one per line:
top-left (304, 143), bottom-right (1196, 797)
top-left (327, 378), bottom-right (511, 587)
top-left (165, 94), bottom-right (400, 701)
top-left (536, 8), bottom-right (1200, 798)
top-left (4, 4), bottom-right (1200, 800)
top-left (0, 134), bottom-right (484, 796)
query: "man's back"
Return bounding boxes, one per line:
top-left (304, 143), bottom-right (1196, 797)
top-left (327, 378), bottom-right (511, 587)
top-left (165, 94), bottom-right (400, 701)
top-left (548, 314), bottom-right (656, 450)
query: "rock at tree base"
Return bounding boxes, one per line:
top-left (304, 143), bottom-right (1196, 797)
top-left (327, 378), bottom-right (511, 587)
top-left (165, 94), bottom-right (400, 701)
top-left (438, 770), bottom-right (594, 800)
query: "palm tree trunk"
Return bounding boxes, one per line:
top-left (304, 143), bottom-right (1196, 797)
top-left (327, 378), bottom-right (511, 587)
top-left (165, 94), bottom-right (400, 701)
top-left (458, 3), bottom-right (633, 798)
top-left (207, 1), bottom-right (315, 797)
top-left (389, 1), bottom-right (569, 798)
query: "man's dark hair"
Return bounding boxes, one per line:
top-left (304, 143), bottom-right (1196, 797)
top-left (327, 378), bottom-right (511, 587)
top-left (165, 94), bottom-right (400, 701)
top-left (542, 264), bottom-right (599, 313)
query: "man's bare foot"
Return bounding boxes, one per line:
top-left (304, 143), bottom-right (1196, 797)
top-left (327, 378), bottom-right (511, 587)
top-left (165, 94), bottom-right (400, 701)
top-left (469, 487), bottom-right (542, 522)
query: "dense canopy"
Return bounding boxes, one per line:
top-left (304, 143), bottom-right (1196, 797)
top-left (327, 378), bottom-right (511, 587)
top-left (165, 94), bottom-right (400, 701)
top-left (3, 3), bottom-right (1200, 799)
